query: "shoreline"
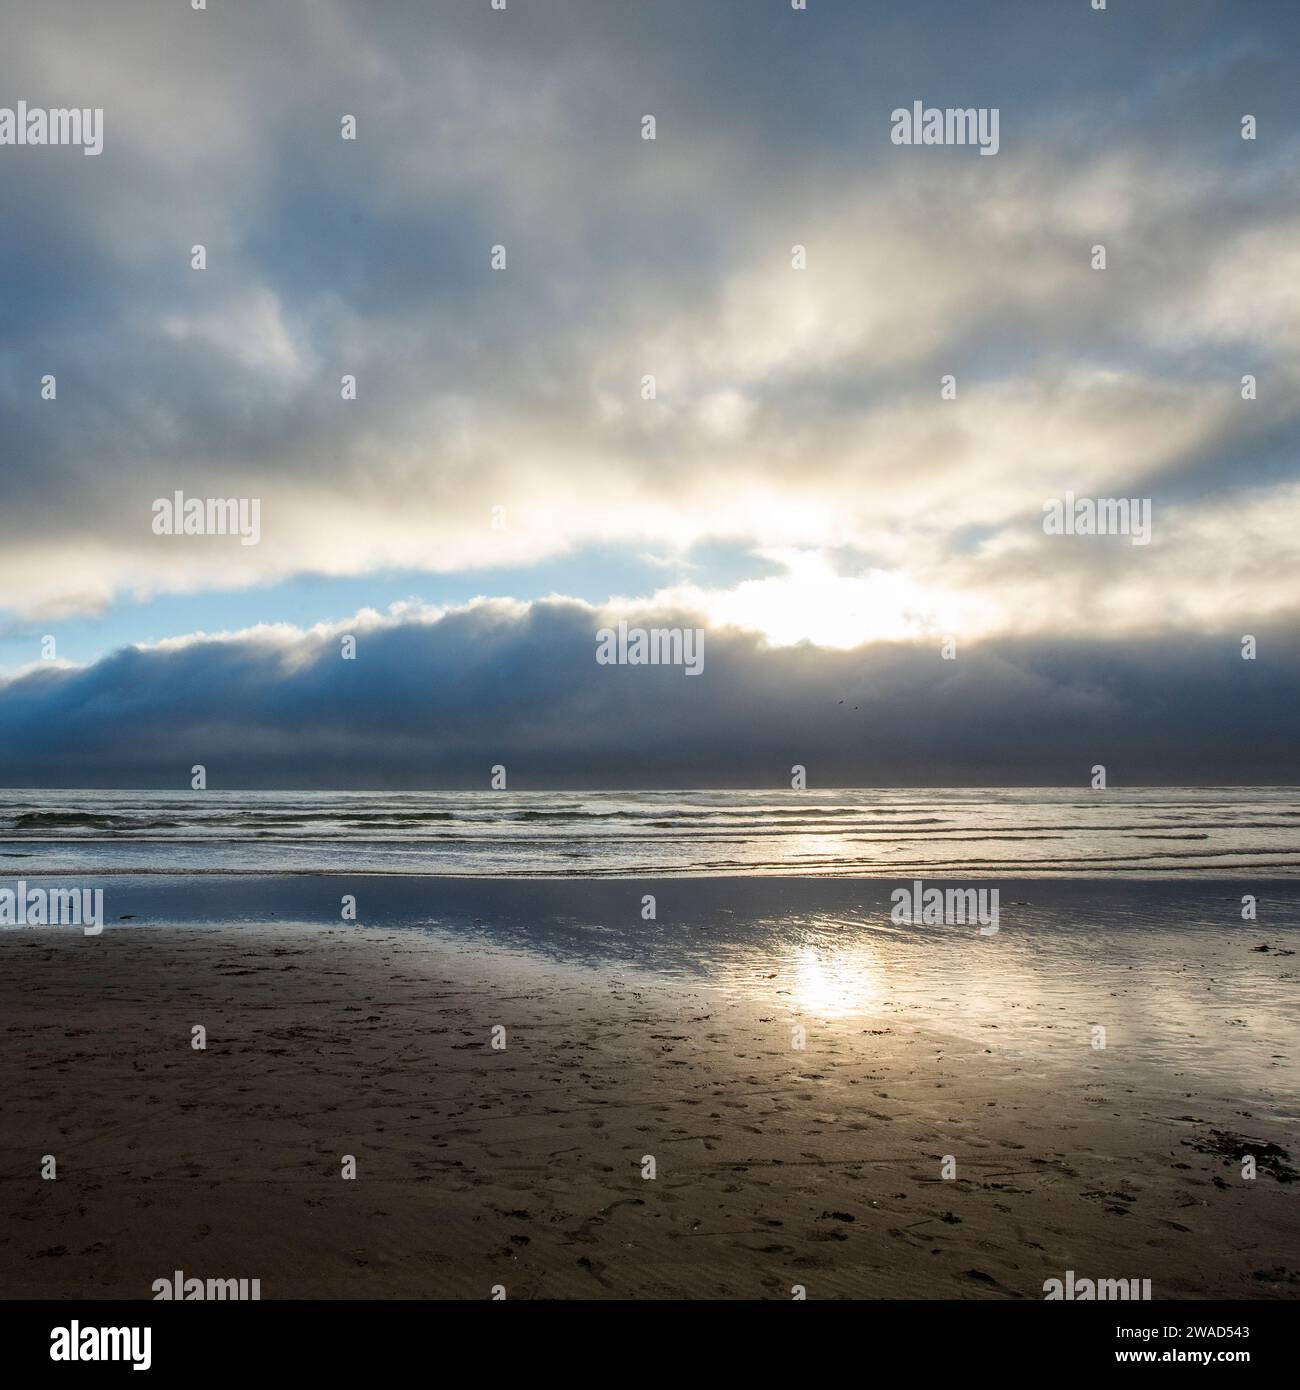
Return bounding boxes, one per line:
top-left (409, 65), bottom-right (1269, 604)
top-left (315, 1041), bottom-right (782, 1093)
top-left (1, 910), bottom-right (1296, 1300)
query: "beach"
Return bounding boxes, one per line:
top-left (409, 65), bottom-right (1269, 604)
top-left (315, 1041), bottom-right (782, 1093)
top-left (1, 877), bottom-right (1296, 1300)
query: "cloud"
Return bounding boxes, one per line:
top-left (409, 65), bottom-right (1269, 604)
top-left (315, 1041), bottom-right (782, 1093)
top-left (0, 0), bottom-right (1297, 646)
top-left (1, 599), bottom-right (1296, 787)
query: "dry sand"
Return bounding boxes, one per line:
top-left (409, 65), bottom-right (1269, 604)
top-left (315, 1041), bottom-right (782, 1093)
top-left (1, 919), bottom-right (1297, 1299)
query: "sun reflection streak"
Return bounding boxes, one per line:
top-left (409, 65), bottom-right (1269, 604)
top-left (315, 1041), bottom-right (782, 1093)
top-left (788, 943), bottom-right (880, 1018)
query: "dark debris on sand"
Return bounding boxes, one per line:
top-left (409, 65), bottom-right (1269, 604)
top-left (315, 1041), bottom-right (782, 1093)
top-left (1185, 1129), bottom-right (1299, 1182)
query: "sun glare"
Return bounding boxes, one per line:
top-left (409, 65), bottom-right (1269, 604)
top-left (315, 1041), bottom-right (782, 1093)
top-left (652, 550), bottom-right (980, 649)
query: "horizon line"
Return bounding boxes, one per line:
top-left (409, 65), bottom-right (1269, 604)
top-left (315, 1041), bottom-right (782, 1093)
top-left (3, 784), bottom-right (1298, 795)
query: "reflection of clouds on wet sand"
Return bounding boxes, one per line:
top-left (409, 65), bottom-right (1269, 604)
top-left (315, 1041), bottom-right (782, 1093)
top-left (723, 910), bottom-right (1300, 1125)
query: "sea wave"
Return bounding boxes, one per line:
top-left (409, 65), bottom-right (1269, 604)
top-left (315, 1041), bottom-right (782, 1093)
top-left (2, 787), bottom-right (1297, 878)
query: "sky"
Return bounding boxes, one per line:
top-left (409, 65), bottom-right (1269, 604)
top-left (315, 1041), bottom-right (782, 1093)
top-left (0, 0), bottom-right (1297, 787)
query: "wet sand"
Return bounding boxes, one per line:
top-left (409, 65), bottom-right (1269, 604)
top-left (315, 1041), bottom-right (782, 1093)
top-left (0, 900), bottom-right (1297, 1299)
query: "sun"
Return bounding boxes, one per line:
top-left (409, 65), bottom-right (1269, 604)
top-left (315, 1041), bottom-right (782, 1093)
top-left (645, 549), bottom-right (979, 649)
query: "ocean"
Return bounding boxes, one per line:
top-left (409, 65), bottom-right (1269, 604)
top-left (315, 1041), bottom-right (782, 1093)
top-left (2, 785), bottom-right (1298, 877)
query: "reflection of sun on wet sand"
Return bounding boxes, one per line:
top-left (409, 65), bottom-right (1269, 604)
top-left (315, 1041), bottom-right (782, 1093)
top-left (1, 901), bottom-right (1296, 1299)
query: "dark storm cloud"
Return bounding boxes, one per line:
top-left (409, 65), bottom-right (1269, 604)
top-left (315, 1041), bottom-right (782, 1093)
top-left (1, 602), bottom-right (1294, 788)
